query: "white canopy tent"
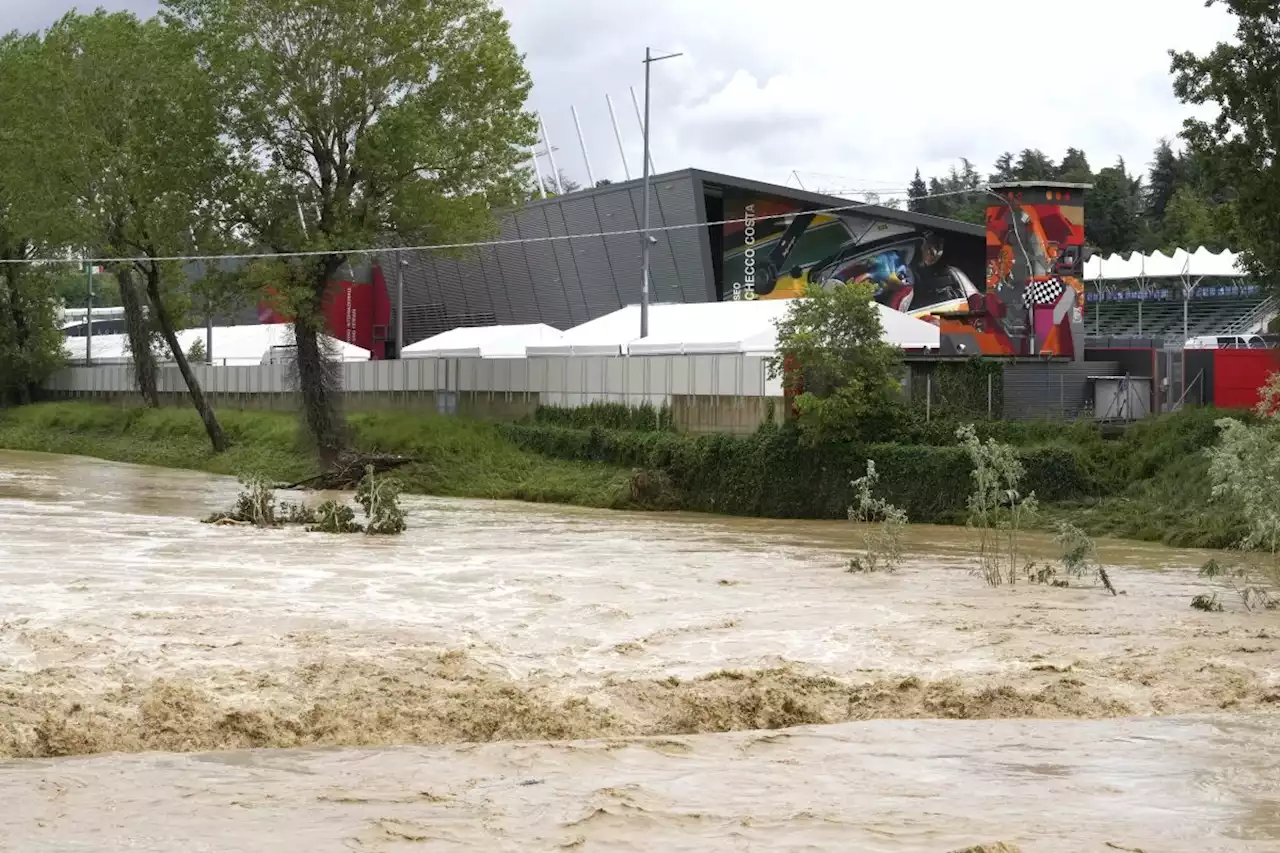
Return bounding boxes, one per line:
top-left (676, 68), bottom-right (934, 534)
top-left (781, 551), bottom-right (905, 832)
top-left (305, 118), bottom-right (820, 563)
top-left (401, 323), bottom-right (562, 359)
top-left (63, 324), bottom-right (371, 366)
top-left (527, 299), bottom-right (940, 358)
top-left (526, 304), bottom-right (669, 357)
top-left (1084, 246), bottom-right (1246, 281)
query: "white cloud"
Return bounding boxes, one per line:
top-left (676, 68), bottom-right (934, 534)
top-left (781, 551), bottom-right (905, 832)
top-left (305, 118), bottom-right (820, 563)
top-left (500, 0), bottom-right (1238, 196)
top-left (2, 0), bottom-right (1240, 200)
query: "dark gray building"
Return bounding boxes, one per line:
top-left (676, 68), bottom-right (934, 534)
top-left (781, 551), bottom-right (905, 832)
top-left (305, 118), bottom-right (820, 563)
top-left (385, 169), bottom-right (986, 348)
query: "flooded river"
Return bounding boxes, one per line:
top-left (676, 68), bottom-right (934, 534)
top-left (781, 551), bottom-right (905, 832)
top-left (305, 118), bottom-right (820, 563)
top-left (0, 450), bottom-right (1277, 851)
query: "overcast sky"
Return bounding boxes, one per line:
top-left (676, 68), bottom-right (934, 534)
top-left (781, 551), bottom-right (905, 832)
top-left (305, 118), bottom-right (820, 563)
top-left (4, 0), bottom-right (1239, 200)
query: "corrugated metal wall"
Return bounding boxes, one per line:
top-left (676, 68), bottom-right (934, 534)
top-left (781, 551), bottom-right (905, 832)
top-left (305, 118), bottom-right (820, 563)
top-left (380, 172), bottom-right (712, 346)
top-left (1001, 361), bottom-right (1120, 420)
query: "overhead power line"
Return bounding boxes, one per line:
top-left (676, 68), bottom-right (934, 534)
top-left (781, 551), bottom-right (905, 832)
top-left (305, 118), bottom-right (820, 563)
top-left (0, 185), bottom-right (990, 267)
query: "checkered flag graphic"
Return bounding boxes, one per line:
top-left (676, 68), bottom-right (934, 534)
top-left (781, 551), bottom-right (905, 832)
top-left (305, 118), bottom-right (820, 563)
top-left (1024, 277), bottom-right (1066, 307)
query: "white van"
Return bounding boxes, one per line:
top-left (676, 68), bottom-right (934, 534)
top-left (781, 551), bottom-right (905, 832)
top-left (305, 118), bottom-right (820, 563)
top-left (1184, 334), bottom-right (1268, 350)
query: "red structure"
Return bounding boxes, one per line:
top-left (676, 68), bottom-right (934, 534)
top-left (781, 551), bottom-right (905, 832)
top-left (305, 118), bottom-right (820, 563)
top-left (257, 265), bottom-right (393, 359)
top-left (939, 181), bottom-right (1090, 360)
top-left (1211, 349), bottom-right (1280, 409)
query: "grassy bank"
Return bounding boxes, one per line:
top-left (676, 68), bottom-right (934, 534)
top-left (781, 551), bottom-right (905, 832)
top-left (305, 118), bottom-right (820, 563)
top-left (0, 401), bottom-right (1246, 549)
top-left (0, 403), bottom-right (635, 509)
top-left (501, 403), bottom-right (1245, 549)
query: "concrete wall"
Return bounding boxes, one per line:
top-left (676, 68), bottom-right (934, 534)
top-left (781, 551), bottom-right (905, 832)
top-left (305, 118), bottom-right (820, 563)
top-left (42, 354), bottom-right (786, 434)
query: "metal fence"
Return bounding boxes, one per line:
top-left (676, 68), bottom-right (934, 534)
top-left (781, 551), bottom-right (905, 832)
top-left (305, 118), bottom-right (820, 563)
top-left (44, 354), bottom-right (1157, 429)
top-left (43, 354), bottom-right (786, 435)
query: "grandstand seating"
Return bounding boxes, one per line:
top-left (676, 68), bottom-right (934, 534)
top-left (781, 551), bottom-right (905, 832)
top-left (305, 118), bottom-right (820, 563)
top-left (1086, 296), bottom-right (1270, 344)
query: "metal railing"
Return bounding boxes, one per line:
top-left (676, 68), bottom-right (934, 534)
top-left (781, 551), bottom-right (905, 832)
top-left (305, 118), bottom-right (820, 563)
top-left (1219, 295), bottom-right (1278, 335)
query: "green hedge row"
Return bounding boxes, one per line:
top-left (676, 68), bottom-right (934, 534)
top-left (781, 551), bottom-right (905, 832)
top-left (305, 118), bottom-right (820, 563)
top-left (529, 402), bottom-right (674, 432)
top-left (499, 423), bottom-right (1102, 523)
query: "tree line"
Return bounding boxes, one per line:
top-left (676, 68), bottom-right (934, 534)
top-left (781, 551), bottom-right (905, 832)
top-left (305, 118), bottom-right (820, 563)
top-left (0, 0), bottom-right (535, 461)
top-left (905, 141), bottom-right (1238, 259)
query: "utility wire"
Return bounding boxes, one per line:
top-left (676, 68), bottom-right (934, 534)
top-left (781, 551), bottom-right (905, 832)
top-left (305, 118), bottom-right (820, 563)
top-left (3, 185), bottom-right (990, 267)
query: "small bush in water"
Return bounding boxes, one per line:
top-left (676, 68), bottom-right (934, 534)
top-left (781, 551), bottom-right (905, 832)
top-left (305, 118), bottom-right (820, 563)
top-left (958, 424), bottom-right (1038, 587)
top-left (202, 476), bottom-right (278, 527)
top-left (1197, 557), bottom-right (1278, 612)
top-left (1040, 522), bottom-right (1118, 595)
top-left (357, 466), bottom-right (406, 535)
top-left (1191, 592), bottom-right (1224, 612)
top-left (308, 500), bottom-right (363, 534)
top-left (847, 459), bottom-right (908, 573)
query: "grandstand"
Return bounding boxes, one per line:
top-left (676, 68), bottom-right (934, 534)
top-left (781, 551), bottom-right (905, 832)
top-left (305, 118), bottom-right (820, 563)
top-left (1083, 247), bottom-right (1275, 345)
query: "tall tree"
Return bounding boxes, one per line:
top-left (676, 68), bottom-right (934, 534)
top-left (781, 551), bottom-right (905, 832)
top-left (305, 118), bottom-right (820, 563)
top-left (1162, 185), bottom-right (1219, 250)
top-left (1146, 139), bottom-right (1186, 225)
top-left (166, 0), bottom-right (536, 464)
top-left (1088, 158), bottom-right (1148, 256)
top-left (991, 152), bottom-right (1016, 182)
top-left (0, 33), bottom-right (73, 405)
top-left (1171, 1), bottom-right (1280, 287)
top-left (1014, 148), bottom-right (1057, 181)
top-left (907, 169), bottom-right (929, 213)
top-left (1057, 148), bottom-right (1093, 184)
top-left (39, 11), bottom-right (227, 449)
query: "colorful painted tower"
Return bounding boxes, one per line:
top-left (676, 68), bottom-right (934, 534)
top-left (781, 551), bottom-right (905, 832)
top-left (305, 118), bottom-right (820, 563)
top-left (939, 181), bottom-right (1090, 360)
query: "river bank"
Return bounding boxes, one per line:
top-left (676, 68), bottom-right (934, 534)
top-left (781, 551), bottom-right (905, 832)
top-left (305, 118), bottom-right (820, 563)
top-left (0, 401), bottom-right (1247, 548)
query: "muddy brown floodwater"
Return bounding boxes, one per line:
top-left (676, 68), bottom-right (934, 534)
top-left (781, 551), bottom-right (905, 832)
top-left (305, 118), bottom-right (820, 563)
top-left (0, 449), bottom-right (1278, 852)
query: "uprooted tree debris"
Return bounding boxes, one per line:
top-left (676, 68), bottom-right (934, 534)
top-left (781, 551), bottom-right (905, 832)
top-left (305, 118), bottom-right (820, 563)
top-left (203, 468), bottom-right (407, 536)
top-left (275, 452), bottom-right (415, 491)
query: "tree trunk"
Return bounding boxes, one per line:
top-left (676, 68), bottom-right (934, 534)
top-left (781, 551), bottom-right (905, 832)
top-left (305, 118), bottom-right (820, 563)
top-left (292, 258), bottom-right (347, 466)
top-left (116, 265), bottom-right (160, 407)
top-left (143, 264), bottom-right (227, 453)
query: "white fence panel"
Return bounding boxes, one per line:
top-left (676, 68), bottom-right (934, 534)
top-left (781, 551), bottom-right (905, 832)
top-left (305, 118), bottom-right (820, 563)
top-left (47, 353), bottom-right (784, 409)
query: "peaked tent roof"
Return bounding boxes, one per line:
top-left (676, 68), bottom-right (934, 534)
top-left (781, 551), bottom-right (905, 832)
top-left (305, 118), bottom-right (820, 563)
top-left (527, 299), bottom-right (940, 357)
top-left (401, 323), bottom-right (563, 359)
top-left (63, 324), bottom-right (370, 366)
top-left (1084, 246), bottom-right (1246, 281)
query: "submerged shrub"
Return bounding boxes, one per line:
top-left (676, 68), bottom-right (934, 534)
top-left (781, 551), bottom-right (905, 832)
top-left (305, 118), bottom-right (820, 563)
top-left (847, 460), bottom-right (908, 573)
top-left (307, 500), bottom-right (363, 534)
top-left (357, 466), bottom-right (406, 535)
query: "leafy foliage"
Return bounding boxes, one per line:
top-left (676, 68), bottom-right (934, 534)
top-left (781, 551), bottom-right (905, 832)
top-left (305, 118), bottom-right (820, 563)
top-left (1204, 376), bottom-right (1280, 605)
top-left (356, 465), bottom-right (407, 535)
top-left (502, 421), bottom-right (1095, 524)
top-left (911, 139), bottom-right (1238, 256)
top-left (25, 10), bottom-right (228, 445)
top-left (308, 500), bottom-right (362, 534)
top-left (958, 424), bottom-right (1038, 587)
top-left (846, 460), bottom-right (908, 573)
top-left (532, 402), bottom-right (674, 432)
top-left (1171, 2), bottom-right (1280, 291)
top-left (0, 266), bottom-right (65, 406)
top-left (1191, 592), bottom-right (1224, 613)
top-left (768, 280), bottom-right (904, 446)
top-left (202, 476), bottom-right (278, 527)
top-left (165, 0), bottom-right (536, 463)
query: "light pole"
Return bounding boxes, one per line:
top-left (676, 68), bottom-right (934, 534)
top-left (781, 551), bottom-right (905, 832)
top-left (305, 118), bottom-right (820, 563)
top-left (395, 250), bottom-right (406, 358)
top-left (85, 261), bottom-right (93, 366)
top-left (640, 46), bottom-right (682, 339)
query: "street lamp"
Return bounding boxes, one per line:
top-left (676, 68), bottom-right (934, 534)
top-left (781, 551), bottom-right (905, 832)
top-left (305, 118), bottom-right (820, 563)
top-left (640, 46), bottom-right (682, 339)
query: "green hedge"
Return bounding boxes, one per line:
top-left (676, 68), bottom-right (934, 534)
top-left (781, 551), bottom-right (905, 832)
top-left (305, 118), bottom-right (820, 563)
top-left (499, 423), bottom-right (1101, 523)
top-left (529, 402), bottom-right (674, 432)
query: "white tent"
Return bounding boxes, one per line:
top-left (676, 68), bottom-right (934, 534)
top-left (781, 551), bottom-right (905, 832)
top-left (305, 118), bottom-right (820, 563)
top-left (528, 299), bottom-right (940, 358)
top-left (63, 324), bottom-right (370, 366)
top-left (625, 301), bottom-right (791, 355)
top-left (526, 304), bottom-right (668, 357)
top-left (401, 323), bottom-right (561, 359)
top-left (1084, 246), bottom-right (1246, 281)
